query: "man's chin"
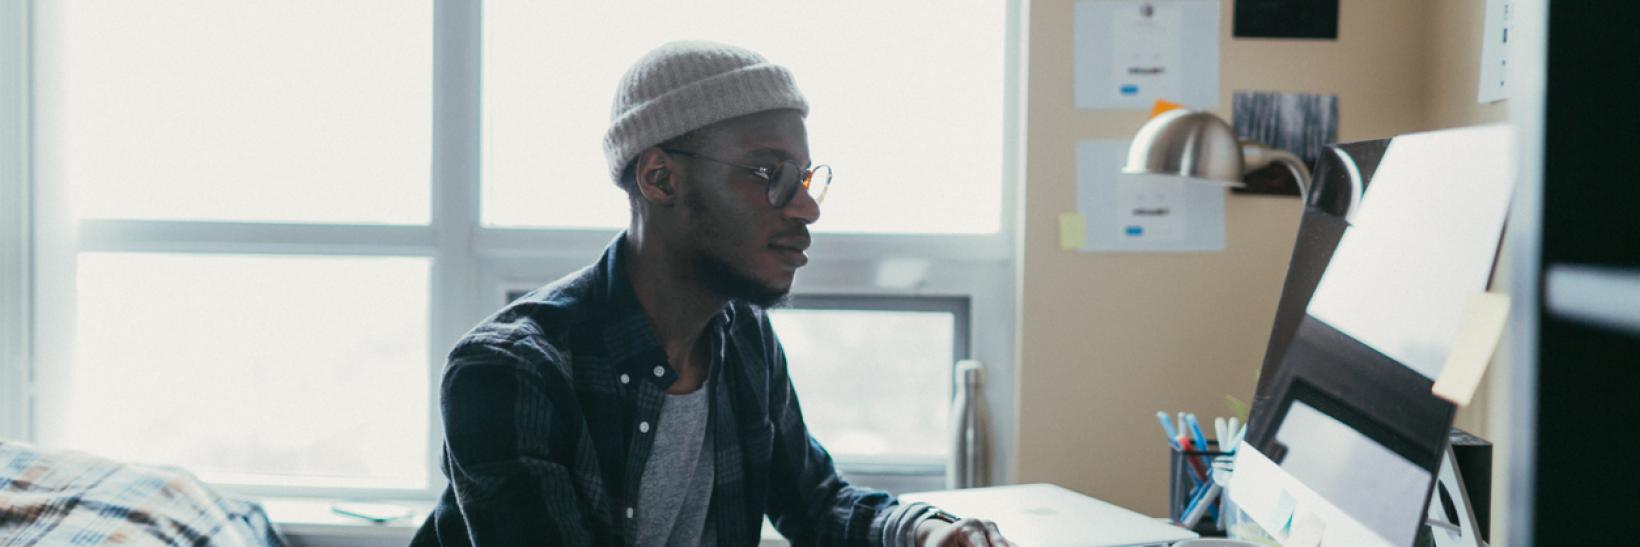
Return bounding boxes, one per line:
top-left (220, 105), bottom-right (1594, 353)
top-left (734, 274), bottom-right (793, 309)
top-left (696, 256), bottom-right (795, 309)
top-left (745, 290), bottom-right (791, 309)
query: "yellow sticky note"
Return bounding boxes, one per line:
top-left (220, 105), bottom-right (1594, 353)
top-left (1059, 213), bottom-right (1086, 251)
top-left (1432, 293), bottom-right (1511, 406)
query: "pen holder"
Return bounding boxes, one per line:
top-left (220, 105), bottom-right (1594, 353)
top-left (1169, 441), bottom-right (1228, 536)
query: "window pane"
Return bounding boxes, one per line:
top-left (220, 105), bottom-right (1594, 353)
top-left (42, 253), bottom-right (430, 489)
top-left (482, 1), bottom-right (1004, 233)
top-left (38, 1), bottom-right (431, 224)
top-left (768, 309), bottom-right (953, 460)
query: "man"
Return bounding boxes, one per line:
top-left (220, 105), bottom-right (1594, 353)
top-left (412, 41), bottom-right (1012, 547)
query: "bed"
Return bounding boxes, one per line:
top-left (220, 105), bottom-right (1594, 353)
top-left (0, 441), bottom-right (284, 546)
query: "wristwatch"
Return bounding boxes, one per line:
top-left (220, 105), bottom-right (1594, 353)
top-left (927, 507), bottom-right (961, 524)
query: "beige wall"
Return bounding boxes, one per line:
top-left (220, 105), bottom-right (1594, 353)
top-left (1013, 0), bottom-right (1507, 514)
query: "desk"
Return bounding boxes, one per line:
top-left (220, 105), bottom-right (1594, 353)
top-left (902, 483), bottom-right (1198, 546)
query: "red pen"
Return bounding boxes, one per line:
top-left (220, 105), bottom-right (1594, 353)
top-left (1178, 434), bottom-right (1207, 482)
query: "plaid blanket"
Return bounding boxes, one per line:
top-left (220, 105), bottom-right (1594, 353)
top-left (0, 442), bottom-right (284, 546)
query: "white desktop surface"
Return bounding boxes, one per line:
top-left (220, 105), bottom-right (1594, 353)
top-left (901, 483), bottom-right (1198, 547)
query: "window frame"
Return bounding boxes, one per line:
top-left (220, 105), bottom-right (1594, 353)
top-left (13, 0), bottom-right (1025, 501)
top-left (1, 0), bottom-right (31, 444)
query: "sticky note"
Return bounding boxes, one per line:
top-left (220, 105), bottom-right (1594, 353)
top-left (1059, 213), bottom-right (1087, 251)
top-left (1150, 99), bottom-right (1186, 118)
top-left (1432, 292), bottom-right (1511, 406)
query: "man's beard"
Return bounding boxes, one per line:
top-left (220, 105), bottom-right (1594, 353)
top-left (694, 252), bottom-right (790, 309)
top-left (684, 189), bottom-right (791, 309)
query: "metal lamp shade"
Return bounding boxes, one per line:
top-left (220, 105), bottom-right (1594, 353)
top-left (1123, 109), bottom-right (1247, 187)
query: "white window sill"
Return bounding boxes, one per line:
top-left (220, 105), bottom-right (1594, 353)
top-left (263, 498), bottom-right (426, 547)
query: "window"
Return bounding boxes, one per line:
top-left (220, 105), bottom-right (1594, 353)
top-left (22, 0), bottom-right (1021, 499)
top-left (48, 0), bottom-right (432, 225)
top-left (45, 254), bottom-right (429, 489)
top-left (31, 0), bottom-right (439, 493)
top-left (771, 296), bottom-right (969, 468)
top-left (481, 0), bottom-right (1006, 234)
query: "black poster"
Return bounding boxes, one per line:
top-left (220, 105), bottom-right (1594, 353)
top-left (1234, 0), bottom-right (1339, 40)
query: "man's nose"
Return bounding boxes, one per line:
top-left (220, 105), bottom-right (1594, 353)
top-left (782, 189), bottom-right (821, 224)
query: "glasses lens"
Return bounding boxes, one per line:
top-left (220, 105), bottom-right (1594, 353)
top-left (765, 162), bottom-right (831, 207)
top-left (805, 165), bottom-right (832, 204)
top-left (767, 161), bottom-right (800, 207)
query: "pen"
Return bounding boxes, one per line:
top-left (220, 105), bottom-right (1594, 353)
top-left (1186, 413), bottom-right (1213, 469)
top-left (1157, 411), bottom-right (1181, 449)
top-left (1181, 482), bottom-right (1221, 528)
top-left (1214, 416), bottom-right (1228, 450)
top-left (1176, 412), bottom-right (1188, 446)
top-left (1186, 413), bottom-right (1209, 450)
top-left (1178, 434), bottom-right (1207, 485)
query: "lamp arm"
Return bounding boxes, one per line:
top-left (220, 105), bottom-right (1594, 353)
top-left (1240, 142), bottom-right (1313, 200)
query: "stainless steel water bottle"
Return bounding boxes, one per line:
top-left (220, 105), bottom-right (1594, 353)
top-left (947, 360), bottom-right (989, 489)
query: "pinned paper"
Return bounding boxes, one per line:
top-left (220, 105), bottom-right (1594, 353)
top-left (1075, 140), bottom-right (1226, 252)
top-left (1073, 0), bottom-right (1220, 110)
top-left (1059, 213), bottom-right (1087, 250)
top-left (1433, 293), bottom-right (1511, 406)
top-left (1477, 0), bottom-right (1511, 103)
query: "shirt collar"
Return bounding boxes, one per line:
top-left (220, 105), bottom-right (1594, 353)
top-left (595, 232), bottom-right (736, 385)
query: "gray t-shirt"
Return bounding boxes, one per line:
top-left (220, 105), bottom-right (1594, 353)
top-left (636, 381), bottom-right (715, 546)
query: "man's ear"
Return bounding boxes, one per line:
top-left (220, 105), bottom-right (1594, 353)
top-left (634, 148), bottom-right (678, 206)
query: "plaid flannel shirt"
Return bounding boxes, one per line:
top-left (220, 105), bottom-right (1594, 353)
top-left (412, 234), bottom-right (921, 546)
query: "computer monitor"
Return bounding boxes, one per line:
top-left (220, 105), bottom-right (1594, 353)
top-left (1238, 125), bottom-right (1513, 546)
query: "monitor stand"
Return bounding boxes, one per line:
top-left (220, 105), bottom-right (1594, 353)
top-left (1425, 446), bottom-right (1487, 547)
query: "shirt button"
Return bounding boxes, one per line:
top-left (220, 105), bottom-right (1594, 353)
top-left (639, 421), bottom-right (650, 433)
top-left (652, 366), bottom-right (665, 377)
top-left (619, 373), bottom-right (630, 384)
top-left (625, 507), bottom-right (634, 519)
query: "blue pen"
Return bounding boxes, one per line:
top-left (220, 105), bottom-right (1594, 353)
top-left (1180, 475), bottom-right (1212, 518)
top-left (1186, 413), bottom-right (1213, 469)
top-left (1180, 481), bottom-right (1221, 528)
top-left (1173, 412), bottom-right (1204, 487)
top-left (1156, 411), bottom-right (1181, 449)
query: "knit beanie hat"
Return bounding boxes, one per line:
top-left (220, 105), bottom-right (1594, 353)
top-left (603, 41), bottom-right (810, 184)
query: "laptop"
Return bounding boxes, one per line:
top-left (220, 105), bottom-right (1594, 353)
top-left (900, 483), bottom-right (1198, 547)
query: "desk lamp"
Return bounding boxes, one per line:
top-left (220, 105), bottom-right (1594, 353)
top-left (1124, 109), bottom-right (1313, 200)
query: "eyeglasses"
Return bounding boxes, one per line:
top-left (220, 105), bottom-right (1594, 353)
top-left (661, 148), bottom-right (833, 207)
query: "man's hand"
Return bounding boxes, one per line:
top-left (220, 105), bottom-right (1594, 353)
top-left (916, 517), bottom-right (1016, 547)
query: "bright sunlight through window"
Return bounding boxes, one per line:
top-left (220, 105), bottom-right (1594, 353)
top-left (481, 0), bottom-right (1005, 234)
